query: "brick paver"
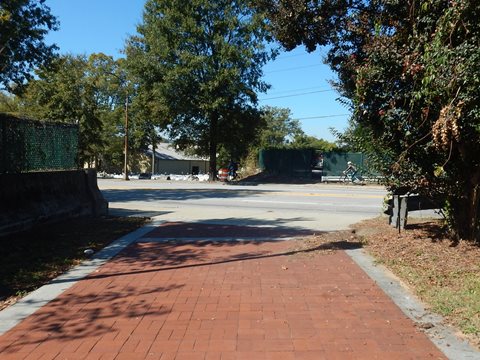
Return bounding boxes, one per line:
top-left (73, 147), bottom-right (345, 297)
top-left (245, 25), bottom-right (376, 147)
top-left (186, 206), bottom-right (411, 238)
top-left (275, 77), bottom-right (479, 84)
top-left (142, 222), bottom-right (314, 239)
top-left (0, 223), bottom-right (446, 359)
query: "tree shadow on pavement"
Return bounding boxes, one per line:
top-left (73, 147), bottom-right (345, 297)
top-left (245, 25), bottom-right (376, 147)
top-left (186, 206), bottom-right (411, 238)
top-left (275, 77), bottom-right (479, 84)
top-left (0, 283), bottom-right (182, 353)
top-left (235, 172), bottom-right (322, 185)
top-left (107, 208), bottom-right (172, 218)
top-left (0, 237), bottom-right (362, 356)
top-left (141, 220), bottom-right (317, 239)
top-left (85, 239), bottom-right (364, 281)
top-left (101, 188), bottom-right (274, 203)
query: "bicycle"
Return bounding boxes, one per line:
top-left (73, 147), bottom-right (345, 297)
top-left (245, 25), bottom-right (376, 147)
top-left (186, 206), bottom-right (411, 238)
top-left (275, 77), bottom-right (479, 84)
top-left (341, 169), bottom-right (364, 184)
top-left (227, 169), bottom-right (237, 181)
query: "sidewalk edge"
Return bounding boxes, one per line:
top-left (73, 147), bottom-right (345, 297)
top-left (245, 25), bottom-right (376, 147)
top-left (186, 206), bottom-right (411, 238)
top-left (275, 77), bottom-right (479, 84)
top-left (346, 248), bottom-right (480, 360)
top-left (0, 218), bottom-right (164, 336)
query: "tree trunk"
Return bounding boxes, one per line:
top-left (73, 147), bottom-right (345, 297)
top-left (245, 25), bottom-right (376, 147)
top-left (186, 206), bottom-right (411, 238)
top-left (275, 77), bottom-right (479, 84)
top-left (208, 112), bottom-right (218, 181)
top-left (449, 170), bottom-right (480, 242)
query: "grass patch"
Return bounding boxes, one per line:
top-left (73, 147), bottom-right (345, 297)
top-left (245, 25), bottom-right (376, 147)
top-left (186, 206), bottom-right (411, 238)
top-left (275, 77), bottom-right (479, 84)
top-left (385, 261), bottom-right (480, 337)
top-left (422, 274), bottom-right (480, 335)
top-left (353, 217), bottom-right (480, 346)
top-left (0, 216), bottom-right (148, 310)
top-left (384, 260), bottom-right (480, 320)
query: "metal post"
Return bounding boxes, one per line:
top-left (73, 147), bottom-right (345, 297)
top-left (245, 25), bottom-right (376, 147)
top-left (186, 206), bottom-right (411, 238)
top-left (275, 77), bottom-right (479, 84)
top-left (391, 195), bottom-right (399, 228)
top-left (397, 196), bottom-right (401, 233)
top-left (399, 196), bottom-right (408, 232)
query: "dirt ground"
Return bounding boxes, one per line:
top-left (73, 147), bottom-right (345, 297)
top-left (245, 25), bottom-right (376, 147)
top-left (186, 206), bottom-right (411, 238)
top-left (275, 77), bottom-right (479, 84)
top-left (0, 216), bottom-right (147, 311)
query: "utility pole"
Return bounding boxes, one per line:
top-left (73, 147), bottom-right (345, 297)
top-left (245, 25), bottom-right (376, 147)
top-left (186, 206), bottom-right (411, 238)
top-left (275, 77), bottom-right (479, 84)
top-left (151, 139), bottom-right (155, 175)
top-left (123, 94), bottom-right (129, 181)
top-left (108, 70), bottom-right (130, 181)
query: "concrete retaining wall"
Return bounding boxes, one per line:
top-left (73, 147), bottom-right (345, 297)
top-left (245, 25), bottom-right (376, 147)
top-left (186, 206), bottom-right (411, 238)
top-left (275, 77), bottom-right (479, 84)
top-left (0, 169), bottom-right (108, 236)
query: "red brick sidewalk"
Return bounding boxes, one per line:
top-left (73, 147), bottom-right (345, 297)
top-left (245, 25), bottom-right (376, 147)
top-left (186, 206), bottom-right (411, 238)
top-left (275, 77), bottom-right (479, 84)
top-left (142, 222), bottom-right (314, 239)
top-left (0, 223), bottom-right (446, 359)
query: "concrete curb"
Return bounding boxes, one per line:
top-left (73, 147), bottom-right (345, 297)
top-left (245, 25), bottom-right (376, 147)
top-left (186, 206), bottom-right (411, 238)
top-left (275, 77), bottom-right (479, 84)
top-left (346, 248), bottom-right (480, 360)
top-left (0, 218), bottom-right (164, 336)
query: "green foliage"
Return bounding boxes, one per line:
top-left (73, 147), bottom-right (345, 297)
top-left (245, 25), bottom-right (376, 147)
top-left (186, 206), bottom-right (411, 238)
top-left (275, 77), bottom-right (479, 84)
top-left (262, 0), bottom-right (480, 241)
top-left (18, 55), bottom-right (102, 166)
top-left (16, 54), bottom-right (134, 169)
top-left (0, 92), bottom-right (21, 115)
top-left (0, 0), bottom-right (58, 92)
top-left (0, 114), bottom-right (78, 173)
top-left (242, 105), bottom-right (337, 169)
top-left (255, 106), bottom-right (337, 151)
top-left (126, 0), bottom-right (275, 178)
top-left (257, 106), bottom-right (302, 148)
top-left (4, 51), bottom-right (164, 173)
top-left (291, 134), bottom-right (338, 152)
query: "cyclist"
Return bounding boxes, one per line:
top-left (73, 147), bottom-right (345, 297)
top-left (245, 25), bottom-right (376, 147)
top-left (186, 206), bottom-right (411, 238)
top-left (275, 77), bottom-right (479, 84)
top-left (343, 161), bottom-right (358, 182)
top-left (227, 160), bottom-right (238, 180)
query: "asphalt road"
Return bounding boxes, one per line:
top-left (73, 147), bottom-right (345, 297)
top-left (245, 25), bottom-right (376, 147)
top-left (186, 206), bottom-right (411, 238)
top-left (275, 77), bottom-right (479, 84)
top-left (98, 179), bottom-right (387, 233)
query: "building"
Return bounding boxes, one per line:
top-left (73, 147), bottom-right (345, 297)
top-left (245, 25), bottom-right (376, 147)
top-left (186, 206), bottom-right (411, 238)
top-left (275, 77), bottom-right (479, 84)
top-left (143, 142), bottom-right (209, 175)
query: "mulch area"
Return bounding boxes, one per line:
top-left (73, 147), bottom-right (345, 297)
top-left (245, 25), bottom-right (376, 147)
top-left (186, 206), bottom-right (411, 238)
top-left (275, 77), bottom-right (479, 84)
top-left (0, 216), bottom-right (148, 311)
top-left (354, 217), bottom-right (480, 284)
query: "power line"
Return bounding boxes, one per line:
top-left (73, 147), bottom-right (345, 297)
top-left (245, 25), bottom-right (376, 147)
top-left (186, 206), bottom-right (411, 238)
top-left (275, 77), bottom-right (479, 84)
top-left (295, 114), bottom-right (350, 120)
top-left (270, 47), bottom-right (327, 62)
top-left (272, 52), bottom-right (312, 61)
top-left (259, 89), bottom-right (334, 101)
top-left (265, 63), bottom-right (323, 74)
top-left (265, 85), bottom-right (332, 96)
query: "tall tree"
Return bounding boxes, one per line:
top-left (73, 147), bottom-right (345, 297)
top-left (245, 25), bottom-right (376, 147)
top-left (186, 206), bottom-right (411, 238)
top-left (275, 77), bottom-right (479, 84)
top-left (291, 134), bottom-right (338, 152)
top-left (126, 0), bottom-right (275, 180)
top-left (0, 91), bottom-right (21, 115)
top-left (85, 55), bottom-right (135, 172)
top-left (19, 54), bottom-right (132, 168)
top-left (258, 106), bottom-right (303, 148)
top-left (0, 0), bottom-right (58, 92)
top-left (260, 0), bottom-right (480, 242)
top-left (20, 55), bottom-right (103, 165)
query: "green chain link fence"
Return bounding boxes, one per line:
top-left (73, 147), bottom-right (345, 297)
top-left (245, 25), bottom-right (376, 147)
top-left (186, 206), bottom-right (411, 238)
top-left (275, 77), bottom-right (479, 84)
top-left (259, 149), bottom-right (314, 177)
top-left (0, 114), bottom-right (78, 174)
top-left (321, 152), bottom-right (364, 176)
top-left (259, 149), bottom-right (380, 178)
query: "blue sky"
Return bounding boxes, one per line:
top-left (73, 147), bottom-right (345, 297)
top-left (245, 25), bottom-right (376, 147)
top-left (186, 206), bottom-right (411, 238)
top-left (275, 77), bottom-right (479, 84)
top-left (44, 0), bottom-right (350, 142)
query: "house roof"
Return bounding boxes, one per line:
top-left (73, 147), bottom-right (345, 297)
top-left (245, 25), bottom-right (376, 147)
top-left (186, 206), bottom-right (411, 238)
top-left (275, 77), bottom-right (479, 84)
top-left (145, 142), bottom-right (207, 161)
